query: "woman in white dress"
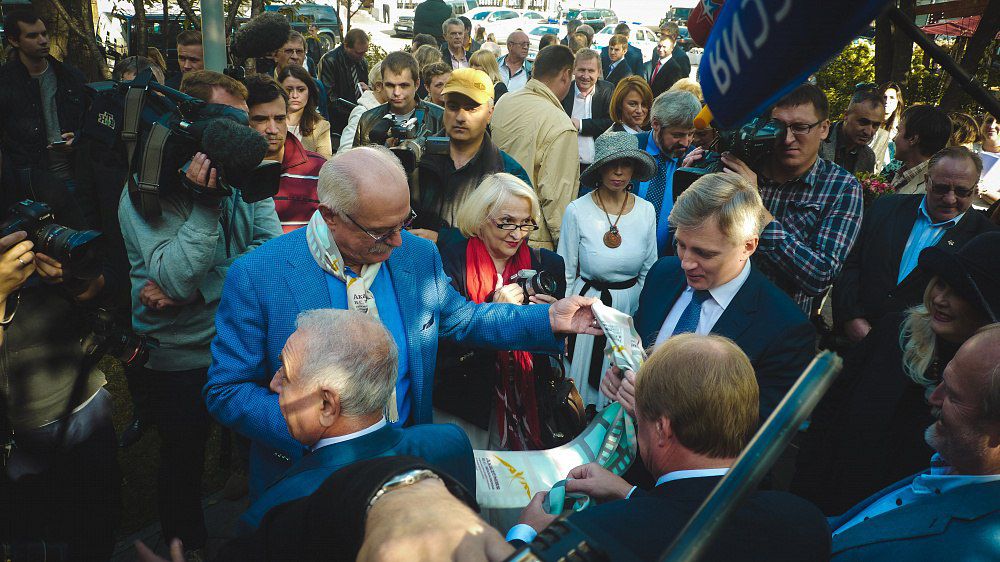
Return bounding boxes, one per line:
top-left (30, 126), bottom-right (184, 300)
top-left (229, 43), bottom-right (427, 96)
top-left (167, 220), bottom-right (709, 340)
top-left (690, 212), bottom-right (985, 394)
top-left (558, 131), bottom-right (658, 409)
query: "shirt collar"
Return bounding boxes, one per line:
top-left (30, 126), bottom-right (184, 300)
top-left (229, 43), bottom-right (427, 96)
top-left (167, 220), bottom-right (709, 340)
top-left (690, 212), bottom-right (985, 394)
top-left (574, 82), bottom-right (594, 99)
top-left (910, 453), bottom-right (1000, 495)
top-left (659, 55), bottom-right (672, 64)
top-left (312, 417), bottom-right (387, 451)
top-left (706, 259), bottom-right (752, 310)
top-left (656, 467), bottom-right (729, 487)
top-left (645, 132), bottom-right (661, 157)
top-left (918, 197), bottom-right (965, 228)
top-left (898, 159), bottom-right (929, 184)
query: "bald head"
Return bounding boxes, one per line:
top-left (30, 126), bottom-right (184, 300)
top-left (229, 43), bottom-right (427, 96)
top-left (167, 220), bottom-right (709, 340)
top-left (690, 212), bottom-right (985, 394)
top-left (318, 145), bottom-right (408, 214)
top-left (506, 31), bottom-right (529, 64)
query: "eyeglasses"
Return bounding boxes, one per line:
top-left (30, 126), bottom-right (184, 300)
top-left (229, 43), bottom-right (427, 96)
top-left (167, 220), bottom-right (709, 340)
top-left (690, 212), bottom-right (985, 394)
top-left (775, 118), bottom-right (825, 136)
top-left (927, 178), bottom-right (975, 198)
top-left (494, 220), bottom-right (539, 232)
top-left (854, 82), bottom-right (877, 91)
top-left (282, 48), bottom-right (305, 56)
top-left (508, 41), bottom-right (530, 47)
top-left (344, 209), bottom-right (417, 243)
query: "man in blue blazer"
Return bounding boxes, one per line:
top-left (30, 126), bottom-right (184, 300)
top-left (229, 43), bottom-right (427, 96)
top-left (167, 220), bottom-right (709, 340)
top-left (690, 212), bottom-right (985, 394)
top-left (240, 309), bottom-right (474, 530)
top-left (828, 326), bottom-right (1000, 561)
top-left (205, 145), bottom-right (601, 499)
top-left (610, 173), bottom-right (815, 421)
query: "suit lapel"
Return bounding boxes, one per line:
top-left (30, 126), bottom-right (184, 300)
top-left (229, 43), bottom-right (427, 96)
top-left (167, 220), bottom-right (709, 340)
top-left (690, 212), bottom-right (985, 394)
top-left (279, 425), bottom-right (405, 480)
top-left (637, 260), bottom-right (685, 345)
top-left (386, 236), bottom-right (423, 418)
top-left (284, 231), bottom-right (332, 313)
top-left (890, 197), bottom-right (922, 286)
top-left (710, 267), bottom-right (760, 342)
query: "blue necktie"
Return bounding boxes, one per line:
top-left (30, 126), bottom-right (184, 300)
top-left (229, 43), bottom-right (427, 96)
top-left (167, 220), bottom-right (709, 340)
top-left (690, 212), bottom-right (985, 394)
top-left (671, 290), bottom-right (711, 336)
top-left (646, 154), bottom-right (670, 216)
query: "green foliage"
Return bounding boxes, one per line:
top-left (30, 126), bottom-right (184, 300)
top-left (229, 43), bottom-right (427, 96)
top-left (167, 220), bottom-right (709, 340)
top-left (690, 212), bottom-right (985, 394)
top-left (365, 33), bottom-right (388, 68)
top-left (815, 41), bottom-right (875, 119)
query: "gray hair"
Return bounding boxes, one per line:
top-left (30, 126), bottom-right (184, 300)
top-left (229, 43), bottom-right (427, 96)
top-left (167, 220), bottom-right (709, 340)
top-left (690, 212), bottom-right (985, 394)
top-left (294, 309), bottom-right (398, 417)
top-left (651, 90), bottom-right (701, 130)
top-left (574, 48), bottom-right (602, 74)
top-left (668, 173), bottom-right (769, 245)
top-left (454, 173), bottom-right (541, 238)
top-left (317, 145), bottom-right (406, 214)
top-left (978, 324), bottom-right (1000, 422)
top-left (442, 17), bottom-right (464, 35)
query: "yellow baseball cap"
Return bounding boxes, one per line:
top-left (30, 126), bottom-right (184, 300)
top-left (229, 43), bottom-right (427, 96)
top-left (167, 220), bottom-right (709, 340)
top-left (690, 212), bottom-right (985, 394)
top-left (440, 68), bottom-right (493, 105)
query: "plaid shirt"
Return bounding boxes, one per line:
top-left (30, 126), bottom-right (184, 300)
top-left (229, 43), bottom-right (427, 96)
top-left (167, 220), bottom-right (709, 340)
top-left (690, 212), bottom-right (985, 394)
top-left (756, 157), bottom-right (864, 314)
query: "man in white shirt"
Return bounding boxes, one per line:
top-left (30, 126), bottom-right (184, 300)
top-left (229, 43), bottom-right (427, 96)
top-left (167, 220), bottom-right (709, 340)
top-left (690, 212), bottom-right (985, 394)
top-left (607, 173), bottom-right (815, 420)
top-left (559, 49), bottom-right (613, 177)
top-left (499, 31), bottom-right (532, 92)
top-left (828, 324), bottom-right (1000, 561)
top-left (239, 308), bottom-right (475, 529)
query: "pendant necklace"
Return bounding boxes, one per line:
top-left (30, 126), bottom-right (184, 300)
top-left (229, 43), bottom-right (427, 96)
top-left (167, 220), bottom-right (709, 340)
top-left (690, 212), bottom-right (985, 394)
top-left (594, 188), bottom-right (628, 248)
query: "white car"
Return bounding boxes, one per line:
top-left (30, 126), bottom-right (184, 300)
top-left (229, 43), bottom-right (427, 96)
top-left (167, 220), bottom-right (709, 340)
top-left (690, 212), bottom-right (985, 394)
top-left (592, 24), bottom-right (659, 62)
top-left (470, 9), bottom-right (549, 43)
top-left (526, 23), bottom-right (566, 61)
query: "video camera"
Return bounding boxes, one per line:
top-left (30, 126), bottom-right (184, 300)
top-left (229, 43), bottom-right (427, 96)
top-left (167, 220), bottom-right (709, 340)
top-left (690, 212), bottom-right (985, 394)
top-left (367, 110), bottom-right (450, 173)
top-left (673, 117), bottom-right (787, 195)
top-left (87, 69), bottom-right (281, 220)
top-left (0, 200), bottom-right (103, 279)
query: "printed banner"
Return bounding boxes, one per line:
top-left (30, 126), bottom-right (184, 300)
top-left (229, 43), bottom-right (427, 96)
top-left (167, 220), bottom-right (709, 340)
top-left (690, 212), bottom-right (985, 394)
top-left (699, 0), bottom-right (892, 128)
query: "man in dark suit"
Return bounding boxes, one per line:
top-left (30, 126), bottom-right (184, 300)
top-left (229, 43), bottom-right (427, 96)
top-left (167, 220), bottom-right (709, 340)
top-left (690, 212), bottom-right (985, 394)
top-left (828, 325), bottom-right (1000, 561)
top-left (659, 21), bottom-right (691, 78)
top-left (613, 173), bottom-right (815, 420)
top-left (508, 333), bottom-right (830, 561)
top-left (833, 146), bottom-right (996, 343)
top-left (600, 22), bottom-right (644, 76)
top-left (560, 49), bottom-right (614, 176)
top-left (441, 17), bottom-right (474, 69)
top-left (644, 36), bottom-right (684, 98)
top-left (601, 33), bottom-right (633, 86)
top-left (240, 308), bottom-right (475, 530)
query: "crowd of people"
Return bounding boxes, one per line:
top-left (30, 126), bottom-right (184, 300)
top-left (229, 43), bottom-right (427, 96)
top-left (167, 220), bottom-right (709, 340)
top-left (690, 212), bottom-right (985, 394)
top-left (1, 3), bottom-right (999, 561)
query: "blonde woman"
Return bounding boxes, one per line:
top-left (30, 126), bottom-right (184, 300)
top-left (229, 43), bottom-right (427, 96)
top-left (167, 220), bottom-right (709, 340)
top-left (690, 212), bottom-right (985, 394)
top-left (469, 49), bottom-right (508, 101)
top-left (794, 232), bottom-right (1000, 515)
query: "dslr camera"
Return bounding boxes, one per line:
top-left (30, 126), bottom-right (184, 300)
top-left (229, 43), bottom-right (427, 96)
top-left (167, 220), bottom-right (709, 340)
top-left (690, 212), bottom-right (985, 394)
top-left (674, 117), bottom-right (787, 194)
top-left (81, 308), bottom-right (158, 368)
top-left (0, 200), bottom-right (103, 279)
top-left (367, 110), bottom-right (450, 173)
top-left (510, 269), bottom-right (558, 305)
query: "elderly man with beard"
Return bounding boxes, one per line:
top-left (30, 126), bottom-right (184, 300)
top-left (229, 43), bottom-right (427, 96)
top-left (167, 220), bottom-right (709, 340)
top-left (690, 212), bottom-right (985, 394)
top-left (205, 144), bottom-right (602, 501)
top-left (828, 324), bottom-right (1000, 560)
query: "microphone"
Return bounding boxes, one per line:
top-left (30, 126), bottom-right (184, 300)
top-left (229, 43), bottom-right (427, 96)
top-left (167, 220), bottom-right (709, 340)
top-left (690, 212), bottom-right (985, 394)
top-left (230, 12), bottom-right (291, 60)
top-left (202, 118), bottom-right (268, 176)
top-left (686, 0), bottom-right (726, 48)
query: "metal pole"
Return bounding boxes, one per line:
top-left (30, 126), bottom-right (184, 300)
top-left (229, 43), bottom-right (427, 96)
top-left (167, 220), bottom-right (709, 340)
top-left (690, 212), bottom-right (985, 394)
top-left (887, 6), bottom-right (1000, 120)
top-left (201, 0), bottom-right (227, 72)
top-left (659, 352), bottom-right (843, 562)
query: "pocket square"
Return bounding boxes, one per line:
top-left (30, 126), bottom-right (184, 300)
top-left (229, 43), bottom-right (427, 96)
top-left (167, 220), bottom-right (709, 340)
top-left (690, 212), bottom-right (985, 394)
top-left (422, 317), bottom-right (435, 330)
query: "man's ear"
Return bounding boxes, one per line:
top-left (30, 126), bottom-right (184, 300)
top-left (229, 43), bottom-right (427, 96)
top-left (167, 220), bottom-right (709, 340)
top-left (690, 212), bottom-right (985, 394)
top-left (818, 119), bottom-right (831, 141)
top-left (318, 387), bottom-right (341, 428)
top-left (318, 204), bottom-right (338, 228)
top-left (656, 416), bottom-right (673, 447)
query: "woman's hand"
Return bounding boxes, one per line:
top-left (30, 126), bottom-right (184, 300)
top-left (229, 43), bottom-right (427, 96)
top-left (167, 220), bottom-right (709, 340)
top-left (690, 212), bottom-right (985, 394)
top-left (0, 231), bottom-right (36, 301)
top-left (681, 146), bottom-right (705, 168)
top-left (493, 283), bottom-right (526, 304)
top-left (528, 293), bottom-right (557, 304)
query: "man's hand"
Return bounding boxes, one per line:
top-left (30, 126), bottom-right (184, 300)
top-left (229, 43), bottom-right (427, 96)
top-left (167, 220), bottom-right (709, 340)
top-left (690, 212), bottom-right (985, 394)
top-left (528, 293), bottom-right (557, 305)
top-left (33, 253), bottom-right (64, 284)
top-left (565, 463), bottom-right (633, 504)
top-left (407, 228), bottom-right (439, 242)
top-left (844, 317), bottom-right (872, 343)
top-left (518, 491), bottom-right (558, 532)
top-left (185, 152), bottom-right (219, 190)
top-left (549, 296), bottom-right (603, 335)
top-left (681, 146), bottom-right (706, 168)
top-left (140, 280), bottom-right (197, 310)
top-left (135, 538), bottom-right (185, 562)
top-left (47, 131), bottom-right (75, 153)
top-left (0, 231), bottom-right (35, 300)
top-left (358, 478), bottom-right (514, 562)
top-left (600, 366), bottom-right (623, 401)
top-left (616, 369), bottom-right (637, 417)
top-left (720, 152), bottom-right (758, 187)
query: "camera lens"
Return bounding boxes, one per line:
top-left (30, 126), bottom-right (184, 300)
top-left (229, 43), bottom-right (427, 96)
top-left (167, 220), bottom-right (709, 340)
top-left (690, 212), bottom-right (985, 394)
top-left (531, 271), bottom-right (558, 297)
top-left (35, 224), bottom-right (103, 278)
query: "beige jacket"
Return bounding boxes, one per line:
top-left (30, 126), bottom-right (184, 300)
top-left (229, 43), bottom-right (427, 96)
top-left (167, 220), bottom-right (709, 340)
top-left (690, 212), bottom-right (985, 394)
top-left (491, 79), bottom-right (579, 250)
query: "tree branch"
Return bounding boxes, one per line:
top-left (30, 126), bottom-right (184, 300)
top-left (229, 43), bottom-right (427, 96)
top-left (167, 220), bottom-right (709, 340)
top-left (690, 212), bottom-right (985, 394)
top-left (177, 0), bottom-right (202, 29)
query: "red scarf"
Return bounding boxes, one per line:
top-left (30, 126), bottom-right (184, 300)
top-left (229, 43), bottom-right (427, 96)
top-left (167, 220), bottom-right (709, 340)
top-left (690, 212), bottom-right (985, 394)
top-left (464, 237), bottom-right (543, 449)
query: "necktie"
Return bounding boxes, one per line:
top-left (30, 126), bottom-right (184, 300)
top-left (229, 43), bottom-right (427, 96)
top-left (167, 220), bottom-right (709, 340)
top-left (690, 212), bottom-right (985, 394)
top-left (671, 290), bottom-right (711, 336)
top-left (645, 154), bottom-right (670, 216)
top-left (651, 61), bottom-right (661, 81)
top-left (350, 65), bottom-right (359, 99)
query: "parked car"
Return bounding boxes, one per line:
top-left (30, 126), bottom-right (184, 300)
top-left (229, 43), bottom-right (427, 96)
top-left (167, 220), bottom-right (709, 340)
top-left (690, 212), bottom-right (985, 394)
top-left (265, 4), bottom-right (340, 51)
top-left (526, 23), bottom-right (565, 61)
top-left (564, 7), bottom-right (617, 33)
top-left (471, 9), bottom-right (546, 43)
top-left (592, 24), bottom-right (658, 61)
top-left (676, 25), bottom-right (695, 50)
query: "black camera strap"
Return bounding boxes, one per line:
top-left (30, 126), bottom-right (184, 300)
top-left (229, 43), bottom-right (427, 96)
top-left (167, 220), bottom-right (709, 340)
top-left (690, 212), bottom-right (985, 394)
top-left (122, 70), bottom-right (164, 219)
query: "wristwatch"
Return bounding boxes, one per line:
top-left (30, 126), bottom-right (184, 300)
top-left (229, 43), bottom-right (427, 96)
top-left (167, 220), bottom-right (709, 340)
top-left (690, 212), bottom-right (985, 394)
top-left (367, 468), bottom-right (441, 512)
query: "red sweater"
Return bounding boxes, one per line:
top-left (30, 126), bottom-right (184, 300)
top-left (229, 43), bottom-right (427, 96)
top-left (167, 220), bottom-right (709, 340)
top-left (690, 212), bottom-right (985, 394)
top-left (274, 133), bottom-right (326, 232)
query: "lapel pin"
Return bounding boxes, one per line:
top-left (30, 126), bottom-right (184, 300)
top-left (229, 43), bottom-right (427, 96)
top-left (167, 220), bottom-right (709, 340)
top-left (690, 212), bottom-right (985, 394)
top-left (947, 240), bottom-right (955, 246)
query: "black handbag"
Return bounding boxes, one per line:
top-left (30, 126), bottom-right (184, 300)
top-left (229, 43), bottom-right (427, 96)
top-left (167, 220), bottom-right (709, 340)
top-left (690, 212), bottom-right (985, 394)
top-left (535, 354), bottom-right (587, 448)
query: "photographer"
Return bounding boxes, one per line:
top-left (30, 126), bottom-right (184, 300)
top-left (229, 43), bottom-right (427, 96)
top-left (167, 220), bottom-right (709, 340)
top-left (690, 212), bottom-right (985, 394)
top-left (409, 68), bottom-right (530, 244)
top-left (118, 70), bottom-right (282, 555)
top-left (354, 51), bottom-right (444, 148)
top-left (685, 84), bottom-right (863, 315)
top-left (433, 173), bottom-right (566, 450)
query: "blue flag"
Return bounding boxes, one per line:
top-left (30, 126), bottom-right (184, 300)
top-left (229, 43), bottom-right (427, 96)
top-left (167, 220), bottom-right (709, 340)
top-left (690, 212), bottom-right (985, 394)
top-left (699, 0), bottom-right (892, 128)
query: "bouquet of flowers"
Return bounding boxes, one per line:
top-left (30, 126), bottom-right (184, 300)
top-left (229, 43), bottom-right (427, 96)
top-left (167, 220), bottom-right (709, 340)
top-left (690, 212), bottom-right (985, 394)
top-left (856, 171), bottom-right (894, 207)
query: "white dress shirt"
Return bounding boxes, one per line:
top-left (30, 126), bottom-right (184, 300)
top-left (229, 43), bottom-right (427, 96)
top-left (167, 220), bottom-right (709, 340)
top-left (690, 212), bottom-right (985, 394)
top-left (572, 83), bottom-right (596, 164)
top-left (655, 260), bottom-right (752, 346)
top-left (311, 417), bottom-right (387, 451)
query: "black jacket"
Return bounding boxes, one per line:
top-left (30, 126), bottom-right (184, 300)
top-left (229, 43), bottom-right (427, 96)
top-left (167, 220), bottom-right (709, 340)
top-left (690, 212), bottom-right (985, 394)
top-left (0, 55), bottom-right (87, 170)
top-left (832, 194), bottom-right (997, 329)
top-left (413, 0), bottom-right (453, 42)
top-left (354, 99), bottom-right (445, 148)
top-left (439, 44), bottom-right (476, 69)
top-left (560, 80), bottom-right (614, 139)
top-left (643, 57), bottom-right (684, 98)
top-left (569, 475), bottom-right (831, 561)
top-left (603, 58), bottom-right (633, 86)
top-left (672, 44), bottom-right (691, 78)
top-left (433, 237), bottom-right (566, 429)
top-left (413, 132), bottom-right (530, 234)
top-left (317, 45), bottom-right (368, 135)
top-left (600, 45), bottom-right (644, 78)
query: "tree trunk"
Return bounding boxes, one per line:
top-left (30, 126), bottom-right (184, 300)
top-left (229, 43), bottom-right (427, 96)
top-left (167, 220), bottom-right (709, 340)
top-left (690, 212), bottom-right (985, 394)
top-left (37, 0), bottom-right (109, 80)
top-left (133, 0), bottom-right (147, 56)
top-left (251, 0), bottom-right (264, 18)
top-left (226, 0), bottom-right (244, 37)
top-left (890, 0), bottom-right (915, 83)
top-left (177, 0), bottom-right (202, 29)
top-left (939, 0), bottom-right (1000, 112)
top-left (874, 13), bottom-right (893, 85)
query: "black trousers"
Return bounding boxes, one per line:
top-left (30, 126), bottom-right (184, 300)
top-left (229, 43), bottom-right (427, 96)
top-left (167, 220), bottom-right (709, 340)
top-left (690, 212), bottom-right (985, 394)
top-left (136, 365), bottom-right (211, 549)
